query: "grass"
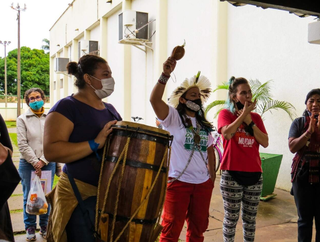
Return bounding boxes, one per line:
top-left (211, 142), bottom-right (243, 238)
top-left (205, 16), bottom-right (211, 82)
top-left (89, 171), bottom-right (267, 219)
top-left (5, 121), bottom-right (16, 128)
top-left (9, 133), bottom-right (18, 147)
top-left (53, 174), bottom-right (60, 188)
top-left (10, 194), bottom-right (23, 197)
top-left (10, 209), bottom-right (23, 214)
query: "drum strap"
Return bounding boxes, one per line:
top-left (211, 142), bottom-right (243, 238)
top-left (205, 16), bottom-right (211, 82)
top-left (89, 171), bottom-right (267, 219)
top-left (67, 172), bottom-right (99, 239)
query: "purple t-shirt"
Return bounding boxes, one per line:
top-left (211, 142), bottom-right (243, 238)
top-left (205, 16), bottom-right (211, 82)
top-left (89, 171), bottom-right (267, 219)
top-left (48, 95), bottom-right (122, 186)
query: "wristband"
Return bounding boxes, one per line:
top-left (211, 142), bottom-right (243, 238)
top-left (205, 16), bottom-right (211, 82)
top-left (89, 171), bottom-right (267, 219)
top-left (248, 121), bottom-right (255, 129)
top-left (88, 140), bottom-right (101, 161)
top-left (88, 139), bottom-right (99, 152)
top-left (158, 72), bottom-right (170, 85)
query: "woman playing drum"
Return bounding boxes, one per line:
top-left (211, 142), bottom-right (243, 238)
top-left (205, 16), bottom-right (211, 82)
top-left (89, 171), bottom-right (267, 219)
top-left (150, 57), bottom-right (216, 242)
top-left (43, 54), bottom-right (121, 242)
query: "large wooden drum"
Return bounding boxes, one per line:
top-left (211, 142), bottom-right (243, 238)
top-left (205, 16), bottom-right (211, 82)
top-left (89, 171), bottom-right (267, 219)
top-left (96, 121), bottom-right (173, 242)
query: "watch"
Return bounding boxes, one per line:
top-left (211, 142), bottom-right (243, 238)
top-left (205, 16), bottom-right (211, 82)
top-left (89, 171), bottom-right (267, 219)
top-left (248, 121), bottom-right (255, 128)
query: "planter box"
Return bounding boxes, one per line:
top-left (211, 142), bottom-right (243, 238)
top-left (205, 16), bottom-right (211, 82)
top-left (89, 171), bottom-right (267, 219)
top-left (260, 153), bottom-right (283, 201)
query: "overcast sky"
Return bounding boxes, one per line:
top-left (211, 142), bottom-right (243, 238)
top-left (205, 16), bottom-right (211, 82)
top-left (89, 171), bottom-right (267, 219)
top-left (0, 0), bottom-right (70, 57)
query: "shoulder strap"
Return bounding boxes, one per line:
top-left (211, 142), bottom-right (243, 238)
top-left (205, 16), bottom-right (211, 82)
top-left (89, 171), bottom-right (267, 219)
top-left (67, 172), bottom-right (97, 236)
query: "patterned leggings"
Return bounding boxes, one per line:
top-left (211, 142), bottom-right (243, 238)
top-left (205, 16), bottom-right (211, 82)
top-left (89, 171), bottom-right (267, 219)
top-left (220, 171), bottom-right (263, 242)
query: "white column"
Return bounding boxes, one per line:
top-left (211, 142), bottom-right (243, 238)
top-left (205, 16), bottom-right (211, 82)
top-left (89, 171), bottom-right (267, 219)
top-left (155, 0), bottom-right (168, 101)
top-left (122, 0), bottom-right (132, 121)
top-left (100, 17), bottom-right (108, 59)
top-left (72, 39), bottom-right (79, 93)
top-left (63, 47), bottom-right (69, 98)
top-left (55, 52), bottom-right (61, 102)
top-left (49, 56), bottom-right (55, 107)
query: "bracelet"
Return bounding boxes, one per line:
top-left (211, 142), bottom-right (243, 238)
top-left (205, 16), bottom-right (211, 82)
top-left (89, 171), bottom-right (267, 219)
top-left (88, 139), bottom-right (99, 152)
top-left (89, 140), bottom-right (101, 161)
top-left (158, 72), bottom-right (170, 85)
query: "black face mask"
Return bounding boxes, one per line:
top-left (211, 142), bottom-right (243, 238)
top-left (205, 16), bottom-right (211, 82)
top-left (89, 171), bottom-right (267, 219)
top-left (236, 101), bottom-right (244, 110)
top-left (184, 98), bottom-right (202, 112)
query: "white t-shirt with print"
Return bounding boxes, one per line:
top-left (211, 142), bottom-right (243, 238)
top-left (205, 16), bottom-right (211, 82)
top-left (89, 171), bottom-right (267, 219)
top-left (160, 106), bottom-right (214, 184)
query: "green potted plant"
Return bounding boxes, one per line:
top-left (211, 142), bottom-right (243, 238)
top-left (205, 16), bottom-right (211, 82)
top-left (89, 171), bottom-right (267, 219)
top-left (206, 79), bottom-right (296, 200)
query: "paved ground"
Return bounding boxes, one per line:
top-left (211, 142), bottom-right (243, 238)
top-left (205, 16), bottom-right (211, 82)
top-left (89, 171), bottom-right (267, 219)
top-left (8, 126), bottom-right (316, 242)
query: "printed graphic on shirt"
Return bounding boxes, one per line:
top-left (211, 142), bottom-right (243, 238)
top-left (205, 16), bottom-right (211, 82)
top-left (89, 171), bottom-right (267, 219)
top-left (184, 128), bottom-right (208, 152)
top-left (234, 124), bottom-right (255, 148)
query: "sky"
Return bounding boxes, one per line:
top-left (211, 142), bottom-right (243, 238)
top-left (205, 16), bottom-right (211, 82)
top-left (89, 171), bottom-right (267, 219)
top-left (0, 0), bottom-right (71, 58)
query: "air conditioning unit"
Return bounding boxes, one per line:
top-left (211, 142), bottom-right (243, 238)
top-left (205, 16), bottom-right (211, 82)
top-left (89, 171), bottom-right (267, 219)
top-left (308, 21), bottom-right (320, 44)
top-left (79, 40), bottom-right (99, 54)
top-left (55, 58), bottom-right (69, 74)
top-left (119, 10), bottom-right (148, 41)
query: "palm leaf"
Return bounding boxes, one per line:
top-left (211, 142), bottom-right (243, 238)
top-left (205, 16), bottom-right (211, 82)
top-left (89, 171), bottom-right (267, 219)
top-left (260, 100), bottom-right (296, 120)
top-left (212, 82), bottom-right (229, 93)
top-left (205, 100), bottom-right (226, 114)
top-left (251, 79), bottom-right (272, 103)
top-left (206, 78), bottom-right (296, 121)
top-left (213, 107), bottom-right (225, 119)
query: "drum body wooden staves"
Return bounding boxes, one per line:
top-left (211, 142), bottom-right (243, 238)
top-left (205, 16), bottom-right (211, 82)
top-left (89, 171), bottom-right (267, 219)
top-left (97, 121), bottom-right (172, 242)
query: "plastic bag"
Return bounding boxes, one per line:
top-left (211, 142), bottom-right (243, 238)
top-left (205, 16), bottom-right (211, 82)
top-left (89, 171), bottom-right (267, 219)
top-left (26, 175), bottom-right (48, 215)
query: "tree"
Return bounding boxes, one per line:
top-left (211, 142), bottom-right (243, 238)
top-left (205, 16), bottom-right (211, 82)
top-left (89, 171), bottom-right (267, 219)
top-left (205, 79), bottom-right (296, 121)
top-left (0, 46), bottom-right (50, 96)
top-left (41, 38), bottom-right (50, 53)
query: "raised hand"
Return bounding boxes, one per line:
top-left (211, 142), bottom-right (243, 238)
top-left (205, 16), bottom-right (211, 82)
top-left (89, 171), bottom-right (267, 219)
top-left (163, 57), bottom-right (176, 76)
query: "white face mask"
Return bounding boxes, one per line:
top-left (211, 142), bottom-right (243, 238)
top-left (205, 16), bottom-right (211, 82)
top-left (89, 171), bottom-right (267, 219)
top-left (89, 75), bottom-right (115, 99)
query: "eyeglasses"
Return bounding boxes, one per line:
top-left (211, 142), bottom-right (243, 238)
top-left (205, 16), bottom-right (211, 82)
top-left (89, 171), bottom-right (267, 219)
top-left (29, 95), bottom-right (42, 102)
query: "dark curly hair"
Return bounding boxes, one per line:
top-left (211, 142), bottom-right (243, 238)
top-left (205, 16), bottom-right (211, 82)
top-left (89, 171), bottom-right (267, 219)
top-left (67, 54), bottom-right (107, 89)
top-left (24, 88), bottom-right (45, 106)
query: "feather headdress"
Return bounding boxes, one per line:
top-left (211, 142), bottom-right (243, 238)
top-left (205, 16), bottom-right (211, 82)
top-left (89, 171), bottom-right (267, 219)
top-left (168, 72), bottom-right (212, 108)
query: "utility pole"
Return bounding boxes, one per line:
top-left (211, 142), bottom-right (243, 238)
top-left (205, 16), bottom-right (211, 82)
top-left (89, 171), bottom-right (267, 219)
top-left (11, 3), bottom-right (26, 117)
top-left (0, 41), bottom-right (11, 108)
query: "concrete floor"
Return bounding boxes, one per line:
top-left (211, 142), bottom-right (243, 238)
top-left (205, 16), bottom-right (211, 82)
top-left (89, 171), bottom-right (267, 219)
top-left (13, 175), bottom-right (317, 242)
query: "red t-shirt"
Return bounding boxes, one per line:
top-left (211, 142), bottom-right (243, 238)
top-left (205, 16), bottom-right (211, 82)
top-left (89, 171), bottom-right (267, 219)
top-left (217, 109), bottom-right (267, 172)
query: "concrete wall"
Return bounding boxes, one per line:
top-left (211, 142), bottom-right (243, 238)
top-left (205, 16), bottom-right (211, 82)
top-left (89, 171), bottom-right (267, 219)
top-left (225, 4), bottom-right (320, 191)
top-left (49, 0), bottom-right (320, 191)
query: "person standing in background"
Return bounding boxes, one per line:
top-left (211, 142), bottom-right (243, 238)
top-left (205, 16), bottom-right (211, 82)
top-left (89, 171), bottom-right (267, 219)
top-left (217, 76), bottom-right (268, 242)
top-left (288, 88), bottom-right (320, 242)
top-left (17, 88), bottom-right (55, 241)
top-left (0, 113), bottom-right (20, 242)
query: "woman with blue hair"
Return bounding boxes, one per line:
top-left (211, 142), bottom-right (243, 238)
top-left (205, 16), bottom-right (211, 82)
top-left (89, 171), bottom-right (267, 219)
top-left (217, 77), bottom-right (268, 242)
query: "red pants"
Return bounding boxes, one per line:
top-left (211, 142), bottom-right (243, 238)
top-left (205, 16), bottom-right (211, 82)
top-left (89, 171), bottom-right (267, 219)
top-left (160, 179), bottom-right (214, 242)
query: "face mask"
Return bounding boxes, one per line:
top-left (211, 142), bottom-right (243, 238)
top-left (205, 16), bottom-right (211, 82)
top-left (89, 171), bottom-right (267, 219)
top-left (236, 101), bottom-right (244, 110)
top-left (185, 98), bottom-right (202, 112)
top-left (29, 100), bottom-right (44, 110)
top-left (89, 76), bottom-right (115, 99)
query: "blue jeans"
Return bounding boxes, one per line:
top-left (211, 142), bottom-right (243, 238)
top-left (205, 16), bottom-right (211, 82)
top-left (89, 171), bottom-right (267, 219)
top-left (18, 159), bottom-right (56, 229)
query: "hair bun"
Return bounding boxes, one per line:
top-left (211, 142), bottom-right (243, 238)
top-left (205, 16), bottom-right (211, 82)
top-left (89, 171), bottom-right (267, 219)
top-left (66, 62), bottom-right (78, 75)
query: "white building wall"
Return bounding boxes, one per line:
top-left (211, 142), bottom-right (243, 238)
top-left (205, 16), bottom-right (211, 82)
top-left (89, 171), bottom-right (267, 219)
top-left (49, 0), bottom-right (320, 191)
top-left (226, 4), bottom-right (320, 190)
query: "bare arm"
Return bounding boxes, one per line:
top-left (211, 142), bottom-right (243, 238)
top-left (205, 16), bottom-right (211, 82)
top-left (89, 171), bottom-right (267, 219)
top-left (207, 145), bottom-right (216, 184)
top-left (221, 101), bottom-right (256, 140)
top-left (44, 112), bottom-right (116, 163)
top-left (251, 125), bottom-right (269, 148)
top-left (150, 57), bottom-right (176, 120)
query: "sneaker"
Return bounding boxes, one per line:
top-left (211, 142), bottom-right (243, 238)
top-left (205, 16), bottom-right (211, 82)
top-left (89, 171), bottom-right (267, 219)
top-left (26, 226), bottom-right (36, 241)
top-left (39, 226), bottom-right (47, 239)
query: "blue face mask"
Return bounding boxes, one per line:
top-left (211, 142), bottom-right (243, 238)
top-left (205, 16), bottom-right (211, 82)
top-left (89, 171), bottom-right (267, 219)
top-left (29, 100), bottom-right (44, 110)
